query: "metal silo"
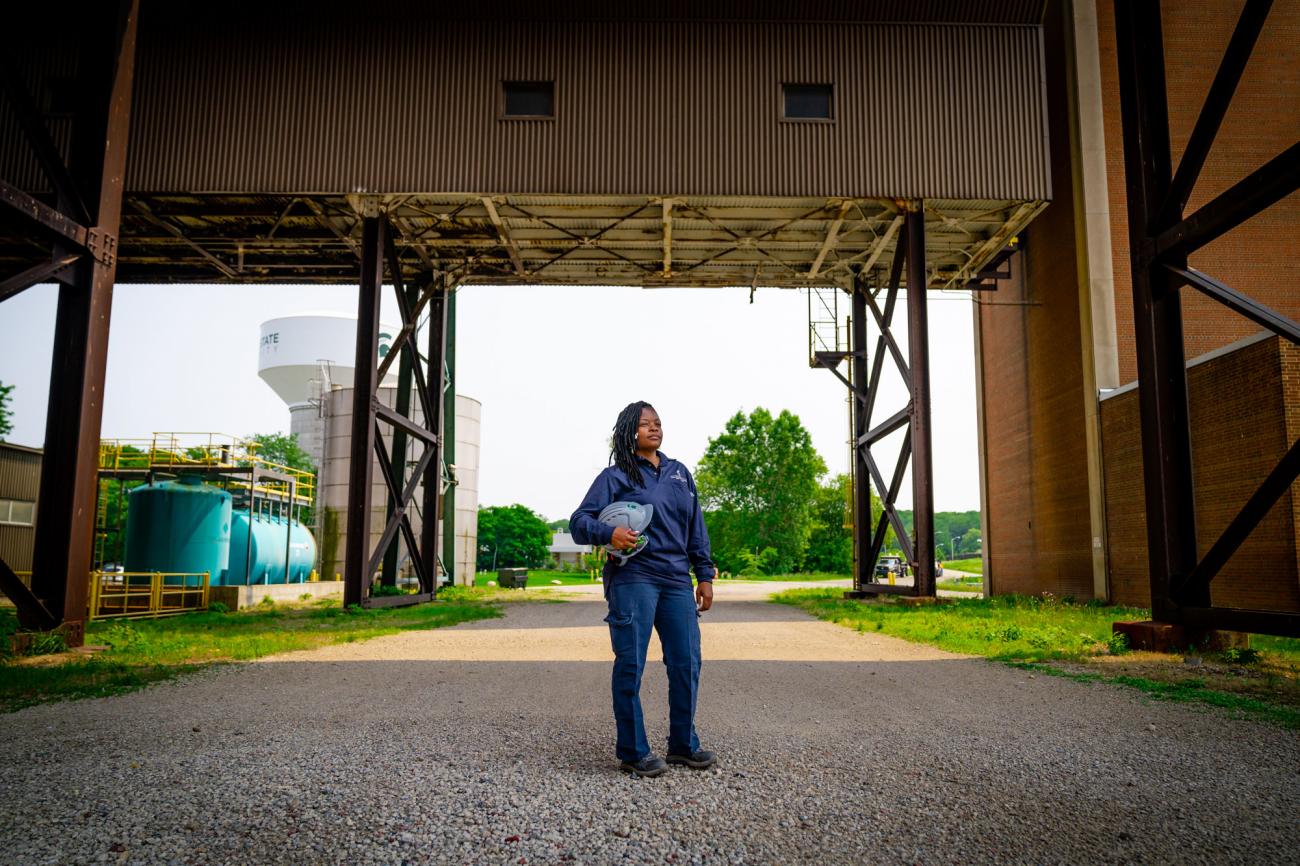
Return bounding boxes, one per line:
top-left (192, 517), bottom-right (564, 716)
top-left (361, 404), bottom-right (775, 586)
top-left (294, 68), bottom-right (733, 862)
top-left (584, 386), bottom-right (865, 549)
top-left (453, 395), bottom-right (481, 585)
top-left (123, 477), bottom-right (232, 583)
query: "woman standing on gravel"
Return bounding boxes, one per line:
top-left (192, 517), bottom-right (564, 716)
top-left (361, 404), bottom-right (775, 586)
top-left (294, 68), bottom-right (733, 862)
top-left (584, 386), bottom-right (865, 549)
top-left (570, 401), bottom-right (718, 778)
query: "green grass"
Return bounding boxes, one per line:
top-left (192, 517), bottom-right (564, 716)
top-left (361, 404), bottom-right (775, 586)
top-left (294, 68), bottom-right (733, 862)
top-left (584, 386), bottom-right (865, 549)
top-left (717, 572), bottom-right (849, 582)
top-left (0, 588), bottom-right (502, 713)
top-left (473, 569), bottom-right (601, 587)
top-left (773, 588), bottom-right (1143, 660)
top-left (943, 557), bottom-right (983, 575)
top-left (471, 570), bottom-right (851, 586)
top-left (936, 575), bottom-right (984, 594)
top-left (772, 588), bottom-right (1300, 729)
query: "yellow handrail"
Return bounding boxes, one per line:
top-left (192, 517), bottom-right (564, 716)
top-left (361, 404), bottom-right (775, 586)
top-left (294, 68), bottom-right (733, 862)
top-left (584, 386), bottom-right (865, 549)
top-left (98, 432), bottom-right (315, 506)
top-left (87, 571), bottom-right (211, 620)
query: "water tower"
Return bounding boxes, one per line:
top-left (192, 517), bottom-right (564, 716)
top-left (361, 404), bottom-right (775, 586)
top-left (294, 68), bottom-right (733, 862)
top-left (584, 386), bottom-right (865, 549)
top-left (257, 313), bottom-right (400, 469)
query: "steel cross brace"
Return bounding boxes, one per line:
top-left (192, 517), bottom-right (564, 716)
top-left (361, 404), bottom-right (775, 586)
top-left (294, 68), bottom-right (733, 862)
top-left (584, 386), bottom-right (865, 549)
top-left (811, 210), bottom-right (935, 598)
top-left (342, 212), bottom-right (445, 608)
top-left (0, 2), bottom-right (138, 647)
top-left (1115, 0), bottom-right (1300, 636)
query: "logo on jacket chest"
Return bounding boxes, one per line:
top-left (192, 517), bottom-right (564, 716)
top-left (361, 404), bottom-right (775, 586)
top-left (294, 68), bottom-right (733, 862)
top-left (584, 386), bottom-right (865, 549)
top-left (669, 469), bottom-right (688, 485)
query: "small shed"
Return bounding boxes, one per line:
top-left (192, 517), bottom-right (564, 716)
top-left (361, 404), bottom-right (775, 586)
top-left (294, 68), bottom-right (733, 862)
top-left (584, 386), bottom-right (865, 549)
top-left (548, 532), bottom-right (590, 568)
top-left (0, 442), bottom-right (41, 574)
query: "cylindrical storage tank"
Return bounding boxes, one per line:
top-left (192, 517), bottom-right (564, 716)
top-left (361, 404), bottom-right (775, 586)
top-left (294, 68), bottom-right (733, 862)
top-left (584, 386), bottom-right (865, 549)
top-left (452, 395), bottom-right (482, 586)
top-left (226, 511), bottom-right (317, 585)
top-left (317, 388), bottom-right (482, 586)
top-left (124, 477), bottom-right (232, 584)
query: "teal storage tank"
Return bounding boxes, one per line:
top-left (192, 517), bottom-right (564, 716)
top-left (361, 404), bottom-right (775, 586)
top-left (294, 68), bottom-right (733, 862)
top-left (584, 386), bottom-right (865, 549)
top-left (124, 477), bottom-right (232, 583)
top-left (225, 511), bottom-right (317, 585)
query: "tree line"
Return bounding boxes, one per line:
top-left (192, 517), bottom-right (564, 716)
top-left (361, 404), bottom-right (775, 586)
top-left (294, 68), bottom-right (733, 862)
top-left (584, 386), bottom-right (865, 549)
top-left (476, 406), bottom-right (983, 576)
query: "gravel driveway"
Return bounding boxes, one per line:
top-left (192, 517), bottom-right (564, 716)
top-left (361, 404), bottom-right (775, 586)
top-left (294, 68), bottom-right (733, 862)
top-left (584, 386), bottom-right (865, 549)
top-left (2, 582), bottom-right (1297, 865)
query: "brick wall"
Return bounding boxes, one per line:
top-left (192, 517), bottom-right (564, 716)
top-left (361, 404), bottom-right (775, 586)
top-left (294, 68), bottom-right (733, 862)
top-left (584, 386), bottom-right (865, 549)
top-left (977, 0), bottom-right (1096, 600)
top-left (1102, 335), bottom-right (1300, 611)
top-left (1096, 0), bottom-right (1300, 383)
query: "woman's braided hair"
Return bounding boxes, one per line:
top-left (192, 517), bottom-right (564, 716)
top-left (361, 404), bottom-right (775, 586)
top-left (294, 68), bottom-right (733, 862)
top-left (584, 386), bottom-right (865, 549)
top-left (611, 401), bottom-right (655, 487)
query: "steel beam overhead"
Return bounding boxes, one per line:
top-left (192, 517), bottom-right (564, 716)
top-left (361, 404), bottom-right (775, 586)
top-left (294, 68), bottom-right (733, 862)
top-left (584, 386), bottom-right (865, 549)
top-left (128, 201), bottom-right (236, 278)
top-left (661, 198), bottom-right (673, 277)
top-left (808, 200), bottom-right (852, 278)
top-left (0, 60), bottom-right (90, 226)
top-left (0, 254), bottom-right (81, 303)
top-left (482, 197), bottom-right (527, 277)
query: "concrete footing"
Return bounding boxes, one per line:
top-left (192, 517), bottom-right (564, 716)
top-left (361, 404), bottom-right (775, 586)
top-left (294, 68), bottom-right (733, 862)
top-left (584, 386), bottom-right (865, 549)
top-left (1112, 620), bottom-right (1250, 653)
top-left (209, 581), bottom-right (344, 611)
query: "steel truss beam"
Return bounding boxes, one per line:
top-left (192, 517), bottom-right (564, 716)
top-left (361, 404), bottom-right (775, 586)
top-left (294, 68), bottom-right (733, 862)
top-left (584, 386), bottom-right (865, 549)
top-left (0, 2), bottom-right (138, 648)
top-left (813, 208), bottom-right (935, 598)
top-left (341, 212), bottom-right (449, 608)
top-left (1115, 0), bottom-right (1300, 637)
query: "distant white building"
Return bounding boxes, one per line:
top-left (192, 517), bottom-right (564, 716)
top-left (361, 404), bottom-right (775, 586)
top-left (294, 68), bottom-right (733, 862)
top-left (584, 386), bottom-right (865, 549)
top-left (549, 531), bottom-right (590, 567)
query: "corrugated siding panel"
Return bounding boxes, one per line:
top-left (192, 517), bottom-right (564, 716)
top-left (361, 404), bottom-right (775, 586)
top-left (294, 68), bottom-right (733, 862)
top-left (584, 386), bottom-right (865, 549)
top-left (0, 446), bottom-right (40, 573)
top-left (119, 18), bottom-right (1048, 200)
top-left (0, 526), bottom-right (36, 573)
top-left (1, 16), bottom-right (1050, 200)
top-left (0, 446), bottom-right (42, 501)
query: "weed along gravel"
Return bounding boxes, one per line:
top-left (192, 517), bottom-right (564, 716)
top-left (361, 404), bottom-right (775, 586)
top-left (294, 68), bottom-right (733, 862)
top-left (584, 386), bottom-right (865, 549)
top-left (772, 588), bottom-right (1300, 729)
top-left (1, 581), bottom-right (1298, 864)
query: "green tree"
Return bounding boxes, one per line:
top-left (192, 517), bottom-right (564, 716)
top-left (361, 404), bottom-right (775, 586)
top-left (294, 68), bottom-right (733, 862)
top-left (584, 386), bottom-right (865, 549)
top-left (476, 504), bottom-right (553, 570)
top-left (961, 527), bottom-right (982, 554)
top-left (547, 518), bottom-right (570, 532)
top-left (802, 473), bottom-right (889, 574)
top-left (0, 381), bottom-right (14, 438)
top-left (696, 407), bottom-right (827, 574)
top-left (247, 432), bottom-right (315, 473)
top-left (247, 432), bottom-right (317, 525)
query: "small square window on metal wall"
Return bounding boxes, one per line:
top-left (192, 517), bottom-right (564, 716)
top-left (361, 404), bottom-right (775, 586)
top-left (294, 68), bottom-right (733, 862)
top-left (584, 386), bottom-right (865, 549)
top-left (782, 83), bottom-right (833, 121)
top-left (502, 81), bottom-right (555, 118)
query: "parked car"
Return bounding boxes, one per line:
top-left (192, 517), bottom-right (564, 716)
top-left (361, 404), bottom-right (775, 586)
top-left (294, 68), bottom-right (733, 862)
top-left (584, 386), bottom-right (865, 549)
top-left (936, 561), bottom-right (945, 578)
top-left (873, 556), bottom-right (905, 581)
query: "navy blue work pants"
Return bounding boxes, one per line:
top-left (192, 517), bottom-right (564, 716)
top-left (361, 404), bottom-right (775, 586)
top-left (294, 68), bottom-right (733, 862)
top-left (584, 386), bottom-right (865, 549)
top-left (604, 580), bottom-right (702, 762)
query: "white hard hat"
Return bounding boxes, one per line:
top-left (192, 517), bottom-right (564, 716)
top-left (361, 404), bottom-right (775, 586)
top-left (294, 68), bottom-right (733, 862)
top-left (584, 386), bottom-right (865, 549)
top-left (599, 501), bottom-right (654, 565)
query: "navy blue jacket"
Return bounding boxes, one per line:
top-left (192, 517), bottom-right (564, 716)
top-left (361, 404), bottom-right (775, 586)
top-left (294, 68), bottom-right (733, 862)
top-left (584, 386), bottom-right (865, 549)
top-left (570, 453), bottom-right (716, 587)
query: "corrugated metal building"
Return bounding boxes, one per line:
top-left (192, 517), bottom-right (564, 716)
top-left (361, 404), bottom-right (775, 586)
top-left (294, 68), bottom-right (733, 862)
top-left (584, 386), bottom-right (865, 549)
top-left (0, 443), bottom-right (41, 574)
top-left (1, 1), bottom-right (1052, 289)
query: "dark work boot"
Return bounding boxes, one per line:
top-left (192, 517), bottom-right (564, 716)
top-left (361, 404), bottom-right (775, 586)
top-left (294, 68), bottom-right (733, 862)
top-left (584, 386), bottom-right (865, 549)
top-left (666, 749), bottom-right (717, 770)
top-left (620, 754), bottom-right (669, 778)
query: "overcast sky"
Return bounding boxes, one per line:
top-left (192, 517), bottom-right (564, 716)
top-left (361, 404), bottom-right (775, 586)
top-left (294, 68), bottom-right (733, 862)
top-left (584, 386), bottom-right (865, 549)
top-left (0, 281), bottom-right (981, 521)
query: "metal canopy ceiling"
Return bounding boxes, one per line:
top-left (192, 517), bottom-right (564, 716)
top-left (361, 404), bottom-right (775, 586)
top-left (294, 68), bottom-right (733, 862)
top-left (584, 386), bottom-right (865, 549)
top-left (74, 192), bottom-right (1043, 289)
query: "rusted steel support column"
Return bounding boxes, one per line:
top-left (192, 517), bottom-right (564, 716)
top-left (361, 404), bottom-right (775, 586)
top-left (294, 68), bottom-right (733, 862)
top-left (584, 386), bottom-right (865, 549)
top-left (850, 280), bottom-right (872, 593)
top-left (381, 279), bottom-right (418, 587)
top-left (421, 279), bottom-right (449, 585)
top-left (28, 2), bottom-right (138, 647)
top-left (342, 215), bottom-right (385, 607)
top-left (1114, 1), bottom-right (1200, 619)
top-left (905, 206), bottom-right (936, 597)
top-left (441, 288), bottom-right (458, 585)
